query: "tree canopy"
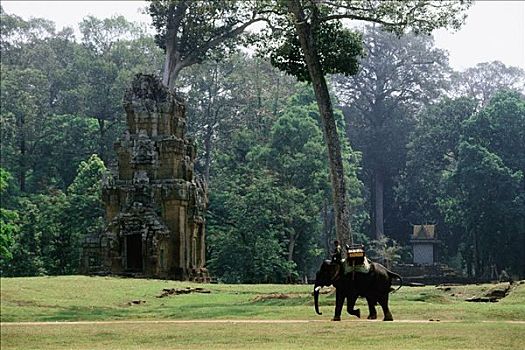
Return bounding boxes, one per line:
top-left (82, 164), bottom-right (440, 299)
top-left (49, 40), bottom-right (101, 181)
top-left (2, 3), bottom-right (524, 280)
top-left (147, 0), bottom-right (269, 89)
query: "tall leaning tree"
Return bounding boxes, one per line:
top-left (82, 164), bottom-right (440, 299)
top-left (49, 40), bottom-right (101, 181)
top-left (269, 0), bottom-right (471, 245)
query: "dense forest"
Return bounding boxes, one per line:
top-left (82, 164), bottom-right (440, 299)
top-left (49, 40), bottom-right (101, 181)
top-left (1, 4), bottom-right (524, 281)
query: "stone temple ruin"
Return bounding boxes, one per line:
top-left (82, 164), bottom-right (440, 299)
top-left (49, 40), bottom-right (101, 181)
top-left (409, 224), bottom-right (440, 265)
top-left (82, 74), bottom-right (208, 281)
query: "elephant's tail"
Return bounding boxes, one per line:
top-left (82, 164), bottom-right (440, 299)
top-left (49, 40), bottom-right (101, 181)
top-left (388, 271), bottom-right (403, 292)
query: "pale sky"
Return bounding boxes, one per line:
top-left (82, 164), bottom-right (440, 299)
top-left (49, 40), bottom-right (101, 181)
top-left (2, 0), bottom-right (524, 71)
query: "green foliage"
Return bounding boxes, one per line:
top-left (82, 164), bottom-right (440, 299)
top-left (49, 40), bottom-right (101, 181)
top-left (181, 53), bottom-right (299, 183)
top-left (62, 154), bottom-right (107, 265)
top-left (439, 91), bottom-right (525, 277)
top-left (79, 15), bottom-right (142, 55)
top-left (266, 0), bottom-right (471, 83)
top-left (0, 168), bottom-right (18, 266)
top-left (147, 0), bottom-right (267, 87)
top-left (207, 130), bottom-right (296, 283)
top-left (326, 1), bottom-right (472, 35)
top-left (368, 236), bottom-right (403, 269)
top-left (264, 0), bottom-right (471, 246)
top-left (399, 97), bottom-right (478, 224)
top-left (398, 91), bottom-right (525, 278)
top-left (5, 194), bottom-right (54, 276)
top-left (0, 10), bottom-right (162, 193)
top-left (209, 175), bottom-right (298, 283)
top-left (462, 90), bottom-right (525, 171)
top-left (67, 154), bottom-right (107, 197)
top-left (207, 87), bottom-right (363, 282)
top-left (265, 96), bottom-right (328, 193)
top-left (452, 61), bottom-right (525, 106)
top-left (0, 65), bottom-right (49, 192)
top-left (270, 19), bottom-right (362, 82)
top-left (148, 0), bottom-right (251, 55)
top-left (2, 155), bottom-right (107, 276)
top-left (77, 15), bottom-right (164, 160)
top-left (35, 115), bottom-right (99, 188)
top-left (396, 97), bottom-right (478, 265)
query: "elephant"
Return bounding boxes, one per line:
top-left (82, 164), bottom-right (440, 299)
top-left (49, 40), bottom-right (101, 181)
top-left (313, 259), bottom-right (402, 321)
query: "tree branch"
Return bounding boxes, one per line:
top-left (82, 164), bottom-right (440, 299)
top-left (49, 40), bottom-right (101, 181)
top-left (319, 13), bottom-right (407, 27)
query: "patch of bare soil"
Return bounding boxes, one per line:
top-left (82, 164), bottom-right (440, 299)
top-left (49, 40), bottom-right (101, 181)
top-left (465, 282), bottom-right (511, 303)
top-left (157, 287), bottom-right (211, 298)
top-left (252, 293), bottom-right (291, 302)
top-left (437, 282), bottom-right (514, 303)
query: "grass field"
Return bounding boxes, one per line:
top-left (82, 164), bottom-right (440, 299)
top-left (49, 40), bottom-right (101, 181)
top-left (1, 276), bottom-right (524, 349)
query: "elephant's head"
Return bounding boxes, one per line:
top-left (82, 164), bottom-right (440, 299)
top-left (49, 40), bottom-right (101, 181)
top-left (313, 259), bottom-right (341, 315)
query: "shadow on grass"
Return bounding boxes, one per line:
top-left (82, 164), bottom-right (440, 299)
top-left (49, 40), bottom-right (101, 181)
top-left (42, 307), bottom-right (135, 322)
top-left (407, 292), bottom-right (452, 304)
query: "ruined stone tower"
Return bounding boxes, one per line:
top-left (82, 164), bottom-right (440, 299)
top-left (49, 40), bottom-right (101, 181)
top-left (82, 74), bottom-right (208, 280)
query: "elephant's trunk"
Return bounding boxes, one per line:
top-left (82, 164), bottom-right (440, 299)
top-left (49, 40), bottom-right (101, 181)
top-left (313, 285), bottom-right (322, 315)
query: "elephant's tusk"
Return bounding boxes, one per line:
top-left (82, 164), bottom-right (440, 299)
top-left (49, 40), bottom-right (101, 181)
top-left (314, 286), bottom-right (322, 292)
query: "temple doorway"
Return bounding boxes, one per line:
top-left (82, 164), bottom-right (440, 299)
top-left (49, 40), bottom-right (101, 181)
top-left (126, 234), bottom-right (143, 271)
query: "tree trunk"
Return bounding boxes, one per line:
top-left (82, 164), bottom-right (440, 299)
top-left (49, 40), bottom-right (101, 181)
top-left (18, 115), bottom-right (26, 192)
top-left (288, 232), bottom-right (296, 267)
top-left (472, 228), bottom-right (479, 278)
top-left (369, 174), bottom-right (376, 238)
top-left (162, 2), bottom-right (183, 90)
top-left (162, 50), bottom-right (172, 87)
top-left (374, 168), bottom-right (385, 239)
top-left (97, 118), bottom-right (106, 163)
top-left (162, 44), bottom-right (183, 91)
top-left (287, 0), bottom-right (353, 246)
top-left (322, 199), bottom-right (333, 254)
top-left (272, 74), bottom-right (281, 116)
top-left (203, 125), bottom-right (213, 184)
top-left (167, 64), bottom-right (183, 91)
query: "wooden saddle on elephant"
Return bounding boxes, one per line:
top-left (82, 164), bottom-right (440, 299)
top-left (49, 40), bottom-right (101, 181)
top-left (343, 244), bottom-right (371, 274)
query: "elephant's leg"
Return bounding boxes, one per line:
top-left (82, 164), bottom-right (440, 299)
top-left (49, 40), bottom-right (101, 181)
top-left (378, 294), bottom-right (393, 321)
top-left (366, 297), bottom-right (377, 320)
top-left (333, 288), bottom-right (345, 321)
top-left (346, 292), bottom-right (360, 318)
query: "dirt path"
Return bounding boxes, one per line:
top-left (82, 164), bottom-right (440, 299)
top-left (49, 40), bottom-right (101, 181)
top-left (3, 319), bottom-right (525, 326)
